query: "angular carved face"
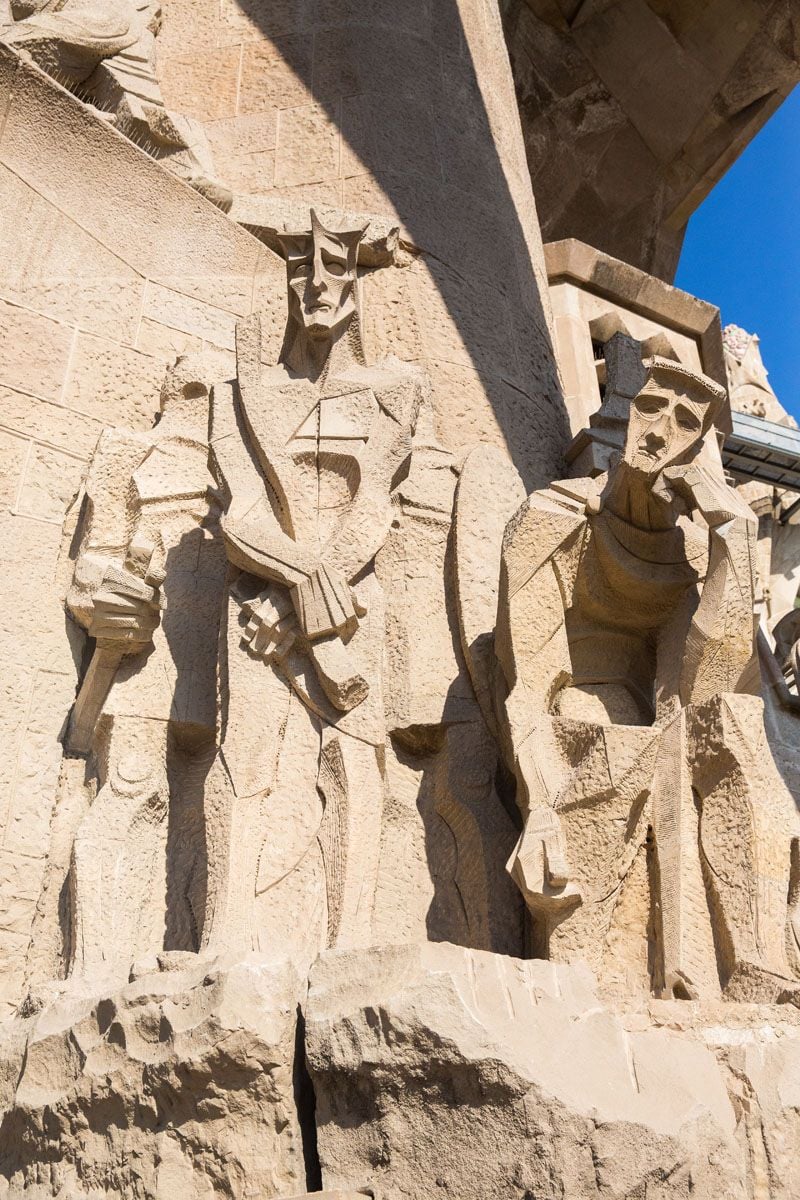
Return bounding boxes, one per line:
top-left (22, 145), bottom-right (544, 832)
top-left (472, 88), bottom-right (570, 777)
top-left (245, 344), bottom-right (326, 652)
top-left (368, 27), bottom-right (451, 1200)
top-left (624, 377), bottom-right (707, 477)
top-left (285, 228), bottom-right (357, 342)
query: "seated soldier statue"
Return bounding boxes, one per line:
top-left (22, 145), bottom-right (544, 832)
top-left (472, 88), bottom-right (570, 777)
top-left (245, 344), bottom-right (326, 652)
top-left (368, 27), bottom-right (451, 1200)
top-left (496, 356), bottom-right (800, 1001)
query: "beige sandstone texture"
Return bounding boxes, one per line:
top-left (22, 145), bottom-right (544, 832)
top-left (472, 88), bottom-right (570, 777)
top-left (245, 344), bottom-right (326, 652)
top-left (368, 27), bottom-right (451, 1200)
top-left (0, 0), bottom-right (232, 207)
top-left (0, 2), bottom-right (798, 1198)
top-left (0, 41), bottom-right (288, 1014)
top-left (305, 941), bottom-right (800, 1200)
top-left (0, 954), bottom-right (310, 1199)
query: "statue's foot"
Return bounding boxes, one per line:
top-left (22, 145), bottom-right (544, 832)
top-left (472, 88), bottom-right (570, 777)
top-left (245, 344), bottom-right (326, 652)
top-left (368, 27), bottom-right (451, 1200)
top-left (129, 950), bottom-right (200, 982)
top-left (777, 983), bottom-right (800, 1008)
top-left (16, 970), bottom-right (123, 1017)
top-left (661, 969), bottom-right (699, 1001)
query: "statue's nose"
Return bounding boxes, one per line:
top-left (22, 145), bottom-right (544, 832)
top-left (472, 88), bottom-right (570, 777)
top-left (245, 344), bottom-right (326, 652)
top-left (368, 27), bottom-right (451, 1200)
top-left (647, 414), bottom-right (669, 446)
top-left (309, 257), bottom-right (326, 293)
top-left (644, 424), bottom-right (667, 451)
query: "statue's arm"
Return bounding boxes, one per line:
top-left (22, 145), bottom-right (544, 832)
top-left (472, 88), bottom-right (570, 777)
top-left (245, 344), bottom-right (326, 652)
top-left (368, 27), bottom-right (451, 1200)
top-left (221, 503), bottom-right (316, 587)
top-left (209, 373), bottom-right (311, 588)
top-left (232, 315), bottom-right (304, 535)
top-left (66, 429), bottom-right (147, 629)
top-left (664, 460), bottom-right (760, 703)
top-left (681, 508), bottom-right (759, 703)
top-left (212, 377), bottom-right (360, 641)
top-left (495, 496), bottom-right (583, 914)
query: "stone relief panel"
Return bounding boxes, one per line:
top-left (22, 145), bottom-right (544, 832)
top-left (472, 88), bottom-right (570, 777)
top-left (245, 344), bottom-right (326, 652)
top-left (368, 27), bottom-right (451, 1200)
top-left (7, 192), bottom-right (798, 1017)
top-left (34, 206), bottom-right (524, 998)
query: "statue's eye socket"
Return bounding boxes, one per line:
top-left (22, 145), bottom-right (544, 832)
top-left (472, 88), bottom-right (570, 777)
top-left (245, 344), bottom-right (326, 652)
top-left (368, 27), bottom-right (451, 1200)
top-left (676, 411), bottom-right (701, 432)
top-left (324, 259), bottom-right (347, 277)
top-left (636, 398), bottom-right (664, 416)
top-left (291, 263), bottom-right (311, 280)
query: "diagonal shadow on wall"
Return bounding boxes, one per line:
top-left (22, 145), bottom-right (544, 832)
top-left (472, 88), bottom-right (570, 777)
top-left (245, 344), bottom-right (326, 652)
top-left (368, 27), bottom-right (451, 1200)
top-left (231, 0), bottom-right (570, 491)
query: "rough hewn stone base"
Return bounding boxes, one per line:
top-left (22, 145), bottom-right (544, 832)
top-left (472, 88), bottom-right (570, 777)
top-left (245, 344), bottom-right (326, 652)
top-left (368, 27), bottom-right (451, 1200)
top-left (3, 944), bottom-right (800, 1199)
top-left (305, 943), bottom-right (800, 1200)
top-left (0, 953), bottom-right (310, 1199)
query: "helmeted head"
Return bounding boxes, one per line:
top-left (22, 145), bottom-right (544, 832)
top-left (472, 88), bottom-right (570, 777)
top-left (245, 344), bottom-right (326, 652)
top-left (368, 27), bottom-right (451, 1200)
top-left (624, 357), bottom-right (726, 478)
top-left (277, 209), bottom-right (368, 343)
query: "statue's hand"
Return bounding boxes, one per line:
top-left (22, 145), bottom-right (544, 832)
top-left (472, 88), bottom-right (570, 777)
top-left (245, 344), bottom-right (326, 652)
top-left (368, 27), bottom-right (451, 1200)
top-left (241, 586), bottom-right (297, 661)
top-left (660, 458), bottom-right (754, 530)
top-left (88, 562), bottom-right (161, 647)
top-left (291, 563), bottom-right (366, 641)
top-left (508, 805), bottom-right (582, 915)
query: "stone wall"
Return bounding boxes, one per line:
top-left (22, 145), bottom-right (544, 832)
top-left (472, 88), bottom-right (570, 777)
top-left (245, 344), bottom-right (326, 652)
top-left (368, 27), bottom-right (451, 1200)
top-left (157, 0), bottom-right (568, 489)
top-left (0, 4), bottom-right (570, 1007)
top-left (0, 46), bottom-right (284, 1011)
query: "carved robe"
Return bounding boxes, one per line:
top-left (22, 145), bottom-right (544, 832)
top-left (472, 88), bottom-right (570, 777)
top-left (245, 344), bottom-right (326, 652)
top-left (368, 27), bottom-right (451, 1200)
top-left (65, 410), bottom-right (224, 979)
top-left (204, 354), bottom-right (422, 970)
top-left (497, 475), bottom-right (799, 998)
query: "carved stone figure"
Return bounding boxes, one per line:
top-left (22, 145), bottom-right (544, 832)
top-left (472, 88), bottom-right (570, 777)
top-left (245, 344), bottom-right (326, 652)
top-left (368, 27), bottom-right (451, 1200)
top-left (65, 355), bottom-right (224, 984)
top-left (496, 357), bottom-right (800, 1000)
top-left (723, 323), bottom-right (796, 427)
top-left (1, 0), bottom-right (231, 209)
top-left (203, 210), bottom-right (425, 972)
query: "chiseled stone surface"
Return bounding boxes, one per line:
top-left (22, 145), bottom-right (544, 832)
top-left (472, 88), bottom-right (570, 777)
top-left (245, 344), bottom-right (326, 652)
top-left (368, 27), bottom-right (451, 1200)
top-left (305, 942), bottom-right (762, 1199)
top-left (0, 0), bottom-right (232, 208)
top-left (0, 954), bottom-right (309, 1200)
top-left (0, 4), bottom-right (798, 1200)
top-left (503, 0), bottom-right (800, 279)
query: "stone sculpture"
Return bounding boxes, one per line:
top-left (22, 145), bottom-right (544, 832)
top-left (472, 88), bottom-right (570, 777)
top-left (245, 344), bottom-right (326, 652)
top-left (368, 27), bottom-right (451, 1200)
top-left (1, 0), bottom-right (231, 209)
top-left (64, 355), bottom-right (224, 985)
top-left (203, 209), bottom-right (425, 972)
top-left (723, 323), bottom-right (796, 427)
top-left (496, 357), bottom-right (800, 1000)
top-left (2, 4), bottom-right (800, 1197)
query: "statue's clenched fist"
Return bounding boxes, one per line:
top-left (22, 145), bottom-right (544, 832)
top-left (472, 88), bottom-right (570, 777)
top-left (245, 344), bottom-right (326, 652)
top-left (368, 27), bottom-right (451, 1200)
top-left (241, 585), bottom-right (297, 662)
top-left (87, 539), bottom-right (164, 646)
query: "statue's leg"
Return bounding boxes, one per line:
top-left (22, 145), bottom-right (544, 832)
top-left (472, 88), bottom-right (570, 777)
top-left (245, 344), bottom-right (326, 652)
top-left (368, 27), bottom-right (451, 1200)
top-left (548, 722), bottom-right (657, 992)
top-left (69, 716), bottom-right (169, 987)
top-left (651, 711), bottom-right (721, 999)
top-left (200, 750), bottom-right (256, 957)
top-left (690, 694), bottom-right (798, 1001)
top-left (323, 730), bottom-right (384, 952)
top-left (251, 690), bottom-right (327, 971)
top-left (203, 680), bottom-right (326, 971)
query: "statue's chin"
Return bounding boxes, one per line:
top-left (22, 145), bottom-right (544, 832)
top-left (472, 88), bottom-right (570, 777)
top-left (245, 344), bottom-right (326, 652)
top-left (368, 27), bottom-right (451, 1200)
top-left (303, 321), bottom-right (333, 340)
top-left (301, 313), bottom-right (352, 341)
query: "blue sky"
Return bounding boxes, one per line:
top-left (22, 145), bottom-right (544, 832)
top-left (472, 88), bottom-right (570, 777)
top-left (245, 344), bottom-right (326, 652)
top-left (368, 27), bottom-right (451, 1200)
top-left (675, 86), bottom-right (800, 419)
